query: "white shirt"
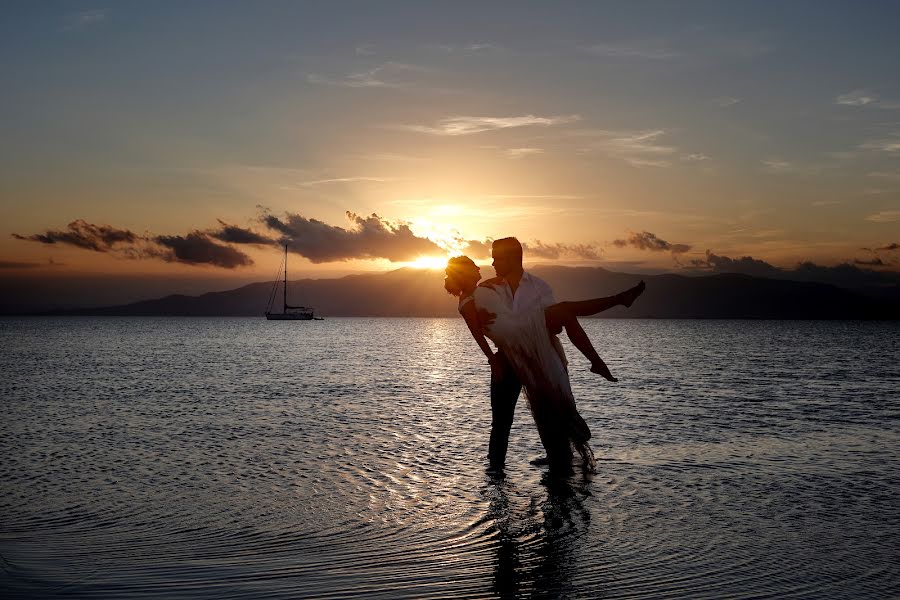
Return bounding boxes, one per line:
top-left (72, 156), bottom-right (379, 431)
top-left (492, 271), bottom-right (556, 314)
top-left (493, 271), bottom-right (568, 366)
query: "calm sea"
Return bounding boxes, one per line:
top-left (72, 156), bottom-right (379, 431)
top-left (1, 318), bottom-right (898, 599)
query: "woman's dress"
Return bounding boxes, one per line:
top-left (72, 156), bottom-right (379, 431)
top-left (463, 285), bottom-right (595, 469)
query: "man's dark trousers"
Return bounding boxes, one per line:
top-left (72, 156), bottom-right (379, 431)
top-left (488, 351), bottom-right (521, 468)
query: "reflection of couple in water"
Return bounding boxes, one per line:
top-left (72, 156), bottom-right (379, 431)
top-left (445, 237), bottom-right (644, 472)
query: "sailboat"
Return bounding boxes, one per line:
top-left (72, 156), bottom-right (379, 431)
top-left (265, 244), bottom-right (318, 320)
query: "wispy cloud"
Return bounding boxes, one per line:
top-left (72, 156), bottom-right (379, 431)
top-left (572, 129), bottom-right (678, 167)
top-left (859, 134), bottom-right (900, 154)
top-left (836, 90), bottom-right (877, 106)
top-left (865, 210), bottom-right (900, 223)
top-left (712, 96), bottom-right (741, 107)
top-left (357, 152), bottom-right (431, 162)
top-left (297, 176), bottom-right (398, 187)
top-left (836, 90), bottom-right (900, 109)
top-left (395, 114), bottom-right (580, 136)
top-left (504, 147), bottom-right (544, 159)
top-left (762, 159), bottom-right (795, 172)
top-left (307, 62), bottom-right (429, 88)
top-left (584, 41), bottom-right (679, 60)
top-left (64, 9), bottom-right (106, 31)
top-left (681, 153), bottom-right (710, 162)
top-left (426, 42), bottom-right (503, 53)
top-left (867, 171), bottom-right (900, 180)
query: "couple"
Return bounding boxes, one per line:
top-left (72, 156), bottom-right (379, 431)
top-left (444, 237), bottom-right (645, 472)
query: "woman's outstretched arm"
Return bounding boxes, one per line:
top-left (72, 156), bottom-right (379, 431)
top-left (459, 298), bottom-right (496, 363)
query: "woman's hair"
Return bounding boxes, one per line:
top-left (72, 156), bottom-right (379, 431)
top-left (444, 255), bottom-right (478, 296)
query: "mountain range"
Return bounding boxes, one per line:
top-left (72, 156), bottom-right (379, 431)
top-left (35, 265), bottom-right (899, 319)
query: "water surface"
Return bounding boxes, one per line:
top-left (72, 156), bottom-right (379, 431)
top-left (1, 318), bottom-right (898, 598)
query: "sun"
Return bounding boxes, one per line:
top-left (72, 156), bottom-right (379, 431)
top-left (407, 255), bottom-right (451, 270)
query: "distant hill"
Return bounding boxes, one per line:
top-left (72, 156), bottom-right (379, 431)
top-left (39, 265), bottom-right (899, 319)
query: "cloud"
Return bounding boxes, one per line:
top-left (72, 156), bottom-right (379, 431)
top-left (762, 159), bottom-right (794, 172)
top-left (14, 219), bottom-right (256, 269)
top-left (209, 221), bottom-right (276, 245)
top-left (877, 242), bottom-right (899, 251)
top-left (426, 42), bottom-right (503, 53)
top-left (307, 62), bottom-right (429, 88)
top-left (461, 239), bottom-right (492, 259)
top-left (0, 261), bottom-right (43, 269)
top-left (867, 171), bottom-right (900, 180)
top-left (859, 135), bottom-right (900, 154)
top-left (836, 90), bottom-right (877, 106)
top-left (262, 211), bottom-right (443, 263)
top-left (396, 114), bottom-right (580, 136)
top-left (584, 42), bottom-right (679, 60)
top-left (681, 153), bottom-right (710, 162)
top-left (689, 251), bottom-right (784, 278)
top-left (854, 257), bottom-right (886, 266)
top-left (153, 233), bottom-right (254, 268)
top-left (297, 176), bottom-right (397, 187)
top-left (689, 251), bottom-right (900, 284)
top-left (12, 220), bottom-right (138, 251)
top-left (712, 96), bottom-right (741, 107)
top-left (836, 90), bottom-right (900, 109)
top-left (523, 241), bottom-right (601, 260)
top-left (572, 129), bottom-right (677, 167)
top-left (64, 9), bottom-right (106, 30)
top-left (612, 231), bottom-right (691, 254)
top-left (504, 147), bottom-right (544, 159)
top-left (866, 210), bottom-right (900, 223)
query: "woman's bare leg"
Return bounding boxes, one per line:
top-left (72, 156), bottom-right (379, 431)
top-left (544, 281), bottom-right (645, 381)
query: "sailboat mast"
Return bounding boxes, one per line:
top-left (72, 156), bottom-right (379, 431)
top-left (283, 243), bottom-right (287, 313)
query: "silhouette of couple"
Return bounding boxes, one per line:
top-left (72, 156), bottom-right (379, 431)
top-left (445, 237), bottom-right (644, 472)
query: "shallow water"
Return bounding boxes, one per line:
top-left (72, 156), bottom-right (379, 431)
top-left (1, 318), bottom-right (898, 598)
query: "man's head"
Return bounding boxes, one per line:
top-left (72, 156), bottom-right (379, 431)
top-left (491, 237), bottom-right (523, 277)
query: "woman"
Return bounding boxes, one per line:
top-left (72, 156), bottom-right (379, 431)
top-left (444, 255), bottom-right (644, 470)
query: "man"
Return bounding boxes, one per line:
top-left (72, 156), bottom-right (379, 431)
top-left (482, 237), bottom-right (615, 469)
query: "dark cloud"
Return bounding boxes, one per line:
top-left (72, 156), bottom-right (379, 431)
top-left (263, 211), bottom-right (443, 263)
top-left (209, 220), bottom-right (277, 245)
top-left (689, 250), bottom-right (900, 289)
top-left (461, 239), bottom-right (492, 259)
top-left (153, 232), bottom-right (254, 268)
top-left (855, 257), bottom-right (886, 266)
top-left (612, 230), bottom-right (691, 254)
top-left (0, 261), bottom-right (42, 269)
top-left (877, 242), bottom-right (899, 251)
top-left (12, 219), bottom-right (137, 252)
top-left (523, 241), bottom-right (601, 260)
top-left (692, 250), bottom-right (783, 278)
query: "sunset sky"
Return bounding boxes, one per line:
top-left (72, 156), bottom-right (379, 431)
top-left (2, 1), bottom-right (899, 295)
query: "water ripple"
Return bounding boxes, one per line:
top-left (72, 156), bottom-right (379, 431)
top-left (1, 317), bottom-right (898, 598)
